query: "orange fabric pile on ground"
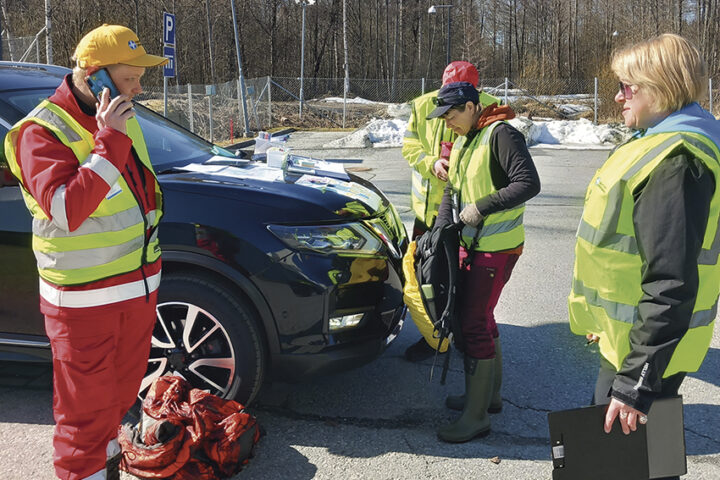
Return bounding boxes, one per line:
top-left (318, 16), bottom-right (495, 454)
top-left (118, 375), bottom-right (262, 479)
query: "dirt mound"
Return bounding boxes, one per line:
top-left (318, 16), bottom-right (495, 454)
top-left (271, 101), bottom-right (391, 129)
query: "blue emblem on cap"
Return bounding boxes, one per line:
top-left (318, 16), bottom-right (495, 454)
top-left (128, 40), bottom-right (138, 50)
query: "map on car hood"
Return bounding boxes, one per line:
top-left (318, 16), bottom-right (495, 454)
top-left (178, 161), bottom-right (382, 211)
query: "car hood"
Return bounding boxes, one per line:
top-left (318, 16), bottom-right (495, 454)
top-left (159, 161), bottom-right (392, 224)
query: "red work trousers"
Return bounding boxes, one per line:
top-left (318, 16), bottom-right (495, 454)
top-left (44, 293), bottom-right (156, 480)
top-left (457, 248), bottom-right (520, 359)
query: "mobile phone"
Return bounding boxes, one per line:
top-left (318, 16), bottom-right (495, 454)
top-left (87, 68), bottom-right (120, 99)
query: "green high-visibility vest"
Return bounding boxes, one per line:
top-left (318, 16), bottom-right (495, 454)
top-left (568, 132), bottom-right (720, 377)
top-left (447, 121), bottom-right (525, 252)
top-left (4, 99), bottom-right (163, 286)
top-left (404, 90), bottom-right (455, 228)
top-left (404, 90), bottom-right (501, 228)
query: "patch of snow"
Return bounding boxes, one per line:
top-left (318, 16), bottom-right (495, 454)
top-left (556, 104), bottom-right (593, 116)
top-left (323, 118), bottom-right (408, 148)
top-left (387, 102), bottom-right (411, 120)
top-left (325, 114), bottom-right (632, 149)
top-left (320, 96), bottom-right (389, 105)
top-left (511, 118), bottom-right (631, 146)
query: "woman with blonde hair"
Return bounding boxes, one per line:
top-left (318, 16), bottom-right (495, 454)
top-left (568, 33), bottom-right (720, 478)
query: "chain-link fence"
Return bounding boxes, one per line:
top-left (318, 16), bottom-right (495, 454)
top-left (135, 74), bottom-right (720, 144)
top-left (2, 34), bottom-right (45, 64)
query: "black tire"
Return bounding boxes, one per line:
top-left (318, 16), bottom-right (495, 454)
top-left (141, 272), bottom-right (266, 405)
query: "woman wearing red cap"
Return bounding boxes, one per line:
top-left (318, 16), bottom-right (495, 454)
top-left (426, 81), bottom-right (540, 443)
top-left (4, 24), bottom-right (167, 479)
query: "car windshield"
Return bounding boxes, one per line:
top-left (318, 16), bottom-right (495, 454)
top-left (133, 103), bottom-right (240, 172)
top-left (0, 87), bottom-right (238, 173)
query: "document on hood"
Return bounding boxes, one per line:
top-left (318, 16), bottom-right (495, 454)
top-left (295, 174), bottom-right (382, 211)
top-left (179, 162), bottom-right (285, 182)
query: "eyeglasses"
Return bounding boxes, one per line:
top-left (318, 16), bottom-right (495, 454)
top-left (618, 82), bottom-right (635, 99)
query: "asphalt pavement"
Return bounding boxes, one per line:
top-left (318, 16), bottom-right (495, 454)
top-left (1, 133), bottom-right (718, 479)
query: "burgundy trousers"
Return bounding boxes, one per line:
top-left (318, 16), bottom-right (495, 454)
top-left (44, 293), bottom-right (156, 479)
top-left (457, 248), bottom-right (520, 359)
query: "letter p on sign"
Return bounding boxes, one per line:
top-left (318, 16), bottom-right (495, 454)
top-left (163, 12), bottom-right (176, 45)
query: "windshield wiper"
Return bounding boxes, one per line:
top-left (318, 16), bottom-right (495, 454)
top-left (203, 157), bottom-right (249, 167)
top-left (210, 145), bottom-right (243, 158)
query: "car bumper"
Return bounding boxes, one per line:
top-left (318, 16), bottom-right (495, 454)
top-left (269, 303), bottom-right (404, 380)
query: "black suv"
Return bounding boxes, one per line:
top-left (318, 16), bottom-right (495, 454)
top-left (0, 62), bottom-right (406, 404)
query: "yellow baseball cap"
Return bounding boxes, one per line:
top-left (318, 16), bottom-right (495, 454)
top-left (74, 24), bottom-right (168, 68)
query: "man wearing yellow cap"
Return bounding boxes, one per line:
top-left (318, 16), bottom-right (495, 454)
top-left (4, 25), bottom-right (167, 480)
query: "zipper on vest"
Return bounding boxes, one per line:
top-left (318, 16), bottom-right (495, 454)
top-left (123, 149), bottom-right (152, 301)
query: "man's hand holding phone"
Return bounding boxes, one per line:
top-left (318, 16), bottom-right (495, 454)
top-left (95, 88), bottom-right (134, 135)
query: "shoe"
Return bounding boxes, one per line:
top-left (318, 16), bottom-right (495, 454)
top-left (404, 337), bottom-right (443, 362)
top-left (106, 452), bottom-right (122, 480)
top-left (438, 356), bottom-right (494, 443)
top-left (446, 338), bottom-right (503, 413)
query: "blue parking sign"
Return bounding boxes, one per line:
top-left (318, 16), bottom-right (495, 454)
top-left (163, 12), bottom-right (176, 45)
top-left (163, 46), bottom-right (176, 78)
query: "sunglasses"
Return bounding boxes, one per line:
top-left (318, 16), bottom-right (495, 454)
top-left (618, 82), bottom-right (635, 99)
top-left (432, 96), bottom-right (450, 106)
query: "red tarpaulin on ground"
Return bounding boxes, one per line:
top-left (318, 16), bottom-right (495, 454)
top-left (119, 375), bottom-right (262, 479)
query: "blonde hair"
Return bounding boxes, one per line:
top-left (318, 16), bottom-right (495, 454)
top-left (72, 66), bottom-right (87, 86)
top-left (611, 33), bottom-right (707, 112)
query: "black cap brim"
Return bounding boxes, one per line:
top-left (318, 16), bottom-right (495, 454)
top-left (426, 104), bottom-right (452, 119)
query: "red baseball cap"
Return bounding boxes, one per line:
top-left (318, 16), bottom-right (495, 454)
top-left (442, 61), bottom-right (479, 87)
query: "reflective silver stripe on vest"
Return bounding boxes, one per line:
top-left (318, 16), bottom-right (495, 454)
top-left (573, 277), bottom-right (717, 328)
top-left (39, 272), bottom-right (162, 308)
top-left (411, 182), bottom-right (425, 201)
top-left (81, 153), bottom-right (121, 187)
top-left (146, 209), bottom-right (159, 226)
top-left (462, 213), bottom-right (524, 240)
top-left (576, 219), bottom-right (638, 254)
top-left (404, 130), bottom-right (419, 139)
top-left (411, 170), bottom-right (428, 199)
top-left (579, 133), bottom-right (720, 257)
top-left (623, 133), bottom-right (716, 181)
top-left (148, 228), bottom-right (159, 244)
top-left (33, 207), bottom-right (144, 238)
top-left (573, 278), bottom-right (638, 324)
top-left (698, 230), bottom-right (720, 265)
top-left (49, 185), bottom-right (70, 232)
top-left (35, 235), bottom-right (145, 270)
top-left (417, 152), bottom-right (427, 163)
top-left (690, 303), bottom-right (718, 328)
top-left (34, 106), bottom-right (83, 143)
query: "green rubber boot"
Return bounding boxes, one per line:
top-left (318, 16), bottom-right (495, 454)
top-left (446, 339), bottom-right (503, 413)
top-left (438, 356), bottom-right (494, 443)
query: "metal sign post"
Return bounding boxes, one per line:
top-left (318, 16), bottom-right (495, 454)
top-left (230, 0), bottom-right (250, 136)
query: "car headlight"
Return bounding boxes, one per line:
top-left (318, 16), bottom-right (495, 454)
top-left (267, 223), bottom-right (382, 256)
top-left (364, 219), bottom-right (401, 260)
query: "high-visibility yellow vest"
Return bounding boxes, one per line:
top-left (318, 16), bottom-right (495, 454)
top-left (404, 90), bottom-right (455, 228)
top-left (404, 90), bottom-right (501, 229)
top-left (568, 132), bottom-right (720, 377)
top-left (4, 99), bottom-right (163, 286)
top-left (447, 121), bottom-right (525, 252)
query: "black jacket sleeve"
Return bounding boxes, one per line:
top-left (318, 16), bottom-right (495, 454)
top-left (435, 122), bottom-right (541, 228)
top-left (611, 148), bottom-right (715, 413)
top-left (436, 183), bottom-right (454, 229)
